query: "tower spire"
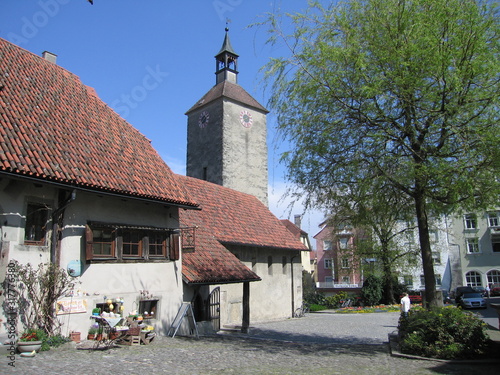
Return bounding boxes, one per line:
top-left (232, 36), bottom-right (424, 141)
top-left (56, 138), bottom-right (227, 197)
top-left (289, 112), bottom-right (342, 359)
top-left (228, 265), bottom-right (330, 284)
top-left (215, 26), bottom-right (238, 85)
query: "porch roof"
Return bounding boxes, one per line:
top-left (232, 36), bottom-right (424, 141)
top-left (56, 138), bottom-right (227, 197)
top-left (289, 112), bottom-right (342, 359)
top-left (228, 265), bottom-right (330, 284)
top-left (178, 175), bottom-right (308, 284)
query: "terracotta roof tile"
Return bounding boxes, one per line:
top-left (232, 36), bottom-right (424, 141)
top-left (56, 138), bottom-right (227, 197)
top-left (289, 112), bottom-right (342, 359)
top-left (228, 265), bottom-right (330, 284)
top-left (178, 175), bottom-right (307, 284)
top-left (0, 38), bottom-right (197, 208)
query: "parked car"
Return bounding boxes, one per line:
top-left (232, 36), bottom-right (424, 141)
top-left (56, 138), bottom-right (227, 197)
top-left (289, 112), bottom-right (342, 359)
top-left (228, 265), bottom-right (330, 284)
top-left (454, 286), bottom-right (475, 303)
top-left (473, 286), bottom-right (487, 297)
top-left (490, 284), bottom-right (500, 296)
top-left (458, 292), bottom-right (487, 309)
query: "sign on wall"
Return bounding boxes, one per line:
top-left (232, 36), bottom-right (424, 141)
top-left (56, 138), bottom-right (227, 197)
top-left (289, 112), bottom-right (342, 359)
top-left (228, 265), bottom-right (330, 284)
top-left (56, 299), bottom-right (88, 315)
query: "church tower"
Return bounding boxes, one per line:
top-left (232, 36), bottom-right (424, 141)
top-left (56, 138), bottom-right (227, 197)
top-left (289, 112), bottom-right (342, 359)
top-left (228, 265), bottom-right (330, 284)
top-left (186, 28), bottom-right (269, 206)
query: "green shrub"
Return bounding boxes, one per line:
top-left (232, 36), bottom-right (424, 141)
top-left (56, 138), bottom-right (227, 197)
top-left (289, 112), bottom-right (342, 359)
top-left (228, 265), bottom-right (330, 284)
top-left (304, 291), bottom-right (326, 306)
top-left (361, 275), bottom-right (383, 306)
top-left (309, 304), bottom-right (328, 312)
top-left (398, 306), bottom-right (490, 359)
top-left (325, 291), bottom-right (348, 309)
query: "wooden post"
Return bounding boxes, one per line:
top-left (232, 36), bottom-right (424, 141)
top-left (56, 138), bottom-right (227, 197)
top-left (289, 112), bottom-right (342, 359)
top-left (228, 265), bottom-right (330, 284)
top-left (241, 281), bottom-right (250, 333)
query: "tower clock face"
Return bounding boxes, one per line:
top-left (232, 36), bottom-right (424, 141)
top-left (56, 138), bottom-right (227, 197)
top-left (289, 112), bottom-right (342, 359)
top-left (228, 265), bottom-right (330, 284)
top-left (198, 111), bottom-right (209, 128)
top-left (239, 110), bottom-right (253, 128)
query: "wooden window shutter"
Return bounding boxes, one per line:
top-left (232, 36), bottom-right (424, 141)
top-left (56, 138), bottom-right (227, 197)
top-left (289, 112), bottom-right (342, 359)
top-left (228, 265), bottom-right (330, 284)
top-left (85, 224), bottom-right (94, 261)
top-left (169, 232), bottom-right (180, 261)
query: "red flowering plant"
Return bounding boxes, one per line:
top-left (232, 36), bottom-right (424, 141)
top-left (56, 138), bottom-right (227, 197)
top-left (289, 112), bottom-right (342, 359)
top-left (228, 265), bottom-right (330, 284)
top-left (19, 328), bottom-right (47, 342)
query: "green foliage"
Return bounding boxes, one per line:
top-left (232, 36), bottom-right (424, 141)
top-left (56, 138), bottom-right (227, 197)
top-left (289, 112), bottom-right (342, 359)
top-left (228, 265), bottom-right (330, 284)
top-left (19, 328), bottom-right (47, 342)
top-left (18, 328), bottom-right (69, 351)
top-left (5, 261), bottom-right (75, 336)
top-left (398, 307), bottom-right (490, 359)
top-left (304, 290), bottom-right (326, 306)
top-left (361, 275), bottom-right (383, 306)
top-left (45, 334), bottom-right (71, 350)
top-left (308, 304), bottom-right (328, 312)
top-left (261, 0), bottom-right (500, 308)
top-left (325, 291), bottom-right (348, 309)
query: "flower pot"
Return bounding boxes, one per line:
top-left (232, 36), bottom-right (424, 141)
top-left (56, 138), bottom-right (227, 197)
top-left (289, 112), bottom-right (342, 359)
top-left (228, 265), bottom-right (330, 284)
top-left (87, 334), bottom-right (96, 340)
top-left (17, 341), bottom-right (42, 353)
top-left (70, 332), bottom-right (81, 343)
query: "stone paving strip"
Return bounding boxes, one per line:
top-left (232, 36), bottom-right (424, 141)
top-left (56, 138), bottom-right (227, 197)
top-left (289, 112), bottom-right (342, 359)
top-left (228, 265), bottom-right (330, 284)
top-left (1, 312), bottom-right (499, 374)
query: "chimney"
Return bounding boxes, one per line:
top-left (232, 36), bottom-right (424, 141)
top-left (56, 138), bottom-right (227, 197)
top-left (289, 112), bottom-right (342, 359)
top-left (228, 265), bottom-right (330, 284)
top-left (42, 51), bottom-right (57, 64)
top-left (294, 214), bottom-right (302, 228)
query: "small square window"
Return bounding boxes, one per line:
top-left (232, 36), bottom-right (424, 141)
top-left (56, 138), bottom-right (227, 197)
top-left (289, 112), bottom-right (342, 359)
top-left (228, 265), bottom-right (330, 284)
top-left (324, 259), bottom-right (333, 269)
top-left (403, 275), bottom-right (413, 287)
top-left (464, 214), bottom-right (477, 230)
top-left (341, 258), bottom-right (349, 269)
top-left (324, 240), bottom-right (332, 251)
top-left (122, 230), bottom-right (142, 258)
top-left (139, 299), bottom-right (158, 319)
top-left (24, 202), bottom-right (49, 244)
top-left (149, 231), bottom-right (166, 257)
top-left (466, 238), bottom-right (480, 253)
top-left (488, 213), bottom-right (499, 227)
top-left (91, 228), bottom-right (115, 258)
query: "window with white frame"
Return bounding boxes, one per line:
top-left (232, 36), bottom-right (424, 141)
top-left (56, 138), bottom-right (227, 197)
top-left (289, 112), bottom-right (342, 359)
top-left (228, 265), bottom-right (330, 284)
top-left (466, 271), bottom-right (482, 287)
top-left (435, 275), bottom-right (442, 286)
top-left (466, 238), bottom-right (480, 253)
top-left (488, 212), bottom-right (500, 227)
top-left (342, 276), bottom-right (350, 284)
top-left (341, 258), bottom-right (349, 268)
top-left (324, 258), bottom-right (333, 269)
top-left (324, 240), bottom-right (332, 251)
top-left (403, 275), bottom-right (413, 287)
top-left (325, 276), bottom-right (333, 283)
top-left (420, 275), bottom-right (442, 286)
top-left (487, 270), bottom-right (500, 285)
top-left (338, 237), bottom-right (349, 249)
top-left (464, 214), bottom-right (477, 230)
top-left (429, 229), bottom-right (438, 242)
top-left (432, 252), bottom-right (441, 265)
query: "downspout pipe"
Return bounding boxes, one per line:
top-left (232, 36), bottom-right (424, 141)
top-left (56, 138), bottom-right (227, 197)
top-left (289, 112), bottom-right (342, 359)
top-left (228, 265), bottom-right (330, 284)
top-left (291, 255), bottom-right (298, 317)
top-left (50, 189), bottom-right (76, 265)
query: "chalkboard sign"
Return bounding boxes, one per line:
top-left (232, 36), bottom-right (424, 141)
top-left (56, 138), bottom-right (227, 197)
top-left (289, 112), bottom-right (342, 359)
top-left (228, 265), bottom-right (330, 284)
top-left (167, 302), bottom-right (198, 338)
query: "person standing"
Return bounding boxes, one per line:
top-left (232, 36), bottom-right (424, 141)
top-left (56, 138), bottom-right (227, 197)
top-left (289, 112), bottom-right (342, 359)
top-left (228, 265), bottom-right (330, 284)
top-left (400, 293), bottom-right (411, 317)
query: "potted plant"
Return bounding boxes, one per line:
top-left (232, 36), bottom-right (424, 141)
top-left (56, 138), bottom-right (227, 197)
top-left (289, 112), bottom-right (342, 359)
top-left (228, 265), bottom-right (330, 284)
top-left (87, 327), bottom-right (98, 340)
top-left (17, 328), bottom-right (46, 353)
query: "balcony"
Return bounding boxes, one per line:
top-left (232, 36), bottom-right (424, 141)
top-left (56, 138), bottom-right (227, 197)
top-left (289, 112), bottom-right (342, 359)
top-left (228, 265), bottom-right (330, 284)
top-left (316, 282), bottom-right (362, 289)
top-left (489, 226), bottom-right (500, 237)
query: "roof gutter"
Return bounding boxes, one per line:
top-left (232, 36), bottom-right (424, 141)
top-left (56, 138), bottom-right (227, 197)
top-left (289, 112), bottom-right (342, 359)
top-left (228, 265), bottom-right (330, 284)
top-left (0, 171), bottom-right (200, 211)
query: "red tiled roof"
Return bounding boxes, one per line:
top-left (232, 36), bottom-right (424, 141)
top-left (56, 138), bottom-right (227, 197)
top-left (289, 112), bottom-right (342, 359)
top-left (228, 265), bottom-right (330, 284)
top-left (0, 38), bottom-right (197, 208)
top-left (280, 219), bottom-right (308, 239)
top-left (178, 175), bottom-right (308, 284)
top-left (185, 80), bottom-right (268, 114)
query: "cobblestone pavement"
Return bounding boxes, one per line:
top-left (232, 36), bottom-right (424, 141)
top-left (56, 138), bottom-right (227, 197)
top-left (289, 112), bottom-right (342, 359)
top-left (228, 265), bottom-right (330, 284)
top-left (1, 312), bottom-right (499, 375)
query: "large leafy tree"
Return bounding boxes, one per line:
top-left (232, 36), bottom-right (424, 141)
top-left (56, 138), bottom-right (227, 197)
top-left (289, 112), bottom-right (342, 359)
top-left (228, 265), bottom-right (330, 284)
top-left (263, 0), bottom-right (500, 307)
top-left (328, 180), bottom-right (419, 305)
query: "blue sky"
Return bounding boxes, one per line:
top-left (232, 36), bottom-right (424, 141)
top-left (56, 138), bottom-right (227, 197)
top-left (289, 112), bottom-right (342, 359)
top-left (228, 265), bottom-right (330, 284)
top-left (0, 0), bottom-right (326, 242)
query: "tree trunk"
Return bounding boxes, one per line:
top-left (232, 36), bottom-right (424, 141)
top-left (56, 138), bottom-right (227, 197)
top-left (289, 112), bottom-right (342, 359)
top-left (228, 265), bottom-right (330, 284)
top-left (381, 242), bottom-right (395, 304)
top-left (414, 189), bottom-right (439, 309)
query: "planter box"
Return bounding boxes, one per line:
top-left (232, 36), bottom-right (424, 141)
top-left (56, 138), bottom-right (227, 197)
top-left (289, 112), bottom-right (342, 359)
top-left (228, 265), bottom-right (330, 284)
top-left (17, 341), bottom-right (42, 353)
